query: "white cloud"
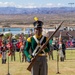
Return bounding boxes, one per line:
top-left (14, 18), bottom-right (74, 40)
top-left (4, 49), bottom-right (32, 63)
top-left (0, 2), bottom-right (66, 8)
top-left (0, 2), bottom-right (37, 8)
top-left (46, 3), bottom-right (54, 7)
top-left (23, 3), bottom-right (37, 8)
top-left (0, 2), bottom-right (16, 7)
top-left (45, 3), bottom-right (65, 7)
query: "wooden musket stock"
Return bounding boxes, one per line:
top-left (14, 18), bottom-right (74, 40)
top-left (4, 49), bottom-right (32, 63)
top-left (27, 21), bottom-right (64, 71)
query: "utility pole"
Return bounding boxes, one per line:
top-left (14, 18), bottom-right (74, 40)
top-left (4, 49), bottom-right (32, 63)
top-left (68, 3), bottom-right (74, 12)
top-left (68, 3), bottom-right (74, 30)
top-left (68, 3), bottom-right (74, 6)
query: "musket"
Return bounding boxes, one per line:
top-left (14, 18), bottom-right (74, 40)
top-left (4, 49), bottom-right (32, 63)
top-left (66, 32), bottom-right (73, 38)
top-left (27, 21), bottom-right (64, 71)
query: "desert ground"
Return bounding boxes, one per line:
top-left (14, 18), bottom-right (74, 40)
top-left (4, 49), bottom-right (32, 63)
top-left (0, 14), bottom-right (75, 29)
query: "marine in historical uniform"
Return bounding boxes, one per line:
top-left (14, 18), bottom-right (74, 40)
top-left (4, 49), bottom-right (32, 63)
top-left (7, 34), bottom-right (15, 61)
top-left (1, 41), bottom-right (7, 64)
top-left (0, 34), bottom-right (4, 61)
top-left (24, 17), bottom-right (50, 75)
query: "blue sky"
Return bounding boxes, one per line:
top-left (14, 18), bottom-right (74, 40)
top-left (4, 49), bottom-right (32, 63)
top-left (0, 0), bottom-right (75, 8)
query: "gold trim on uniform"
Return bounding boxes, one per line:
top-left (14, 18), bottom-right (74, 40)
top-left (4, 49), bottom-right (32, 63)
top-left (37, 42), bottom-right (41, 46)
top-left (27, 36), bottom-right (32, 42)
top-left (38, 53), bottom-right (47, 56)
top-left (35, 34), bottom-right (42, 39)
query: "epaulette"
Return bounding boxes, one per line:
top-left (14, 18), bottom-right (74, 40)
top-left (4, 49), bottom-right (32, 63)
top-left (27, 36), bottom-right (32, 42)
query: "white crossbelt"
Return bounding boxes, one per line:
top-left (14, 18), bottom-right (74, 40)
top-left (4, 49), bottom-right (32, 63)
top-left (32, 35), bottom-right (45, 56)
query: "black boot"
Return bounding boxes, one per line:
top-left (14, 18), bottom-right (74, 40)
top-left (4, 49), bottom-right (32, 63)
top-left (4, 59), bottom-right (6, 64)
top-left (60, 57), bottom-right (64, 62)
top-left (2, 59), bottom-right (4, 64)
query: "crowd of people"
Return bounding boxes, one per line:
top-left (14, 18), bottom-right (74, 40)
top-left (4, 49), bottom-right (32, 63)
top-left (0, 33), bottom-right (27, 64)
top-left (49, 38), bottom-right (66, 61)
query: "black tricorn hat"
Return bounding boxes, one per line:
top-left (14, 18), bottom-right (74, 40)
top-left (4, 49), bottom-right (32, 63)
top-left (33, 20), bottom-right (43, 28)
top-left (0, 33), bottom-right (4, 37)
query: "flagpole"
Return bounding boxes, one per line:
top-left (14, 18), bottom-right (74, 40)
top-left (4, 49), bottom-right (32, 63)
top-left (7, 51), bottom-right (11, 75)
top-left (56, 49), bottom-right (60, 74)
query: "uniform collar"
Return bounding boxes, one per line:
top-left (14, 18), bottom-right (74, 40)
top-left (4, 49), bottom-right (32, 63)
top-left (35, 34), bottom-right (42, 39)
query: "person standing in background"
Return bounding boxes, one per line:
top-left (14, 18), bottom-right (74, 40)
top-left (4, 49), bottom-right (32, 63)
top-left (49, 39), bottom-right (54, 60)
top-left (19, 34), bottom-right (26, 62)
top-left (1, 41), bottom-right (7, 64)
top-left (0, 34), bottom-right (4, 58)
top-left (7, 34), bottom-right (15, 61)
top-left (58, 32), bottom-right (64, 62)
top-left (62, 40), bottom-right (66, 60)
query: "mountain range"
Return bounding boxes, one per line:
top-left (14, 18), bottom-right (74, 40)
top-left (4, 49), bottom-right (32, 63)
top-left (0, 7), bottom-right (75, 14)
